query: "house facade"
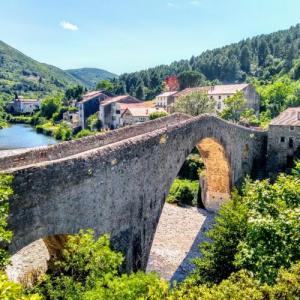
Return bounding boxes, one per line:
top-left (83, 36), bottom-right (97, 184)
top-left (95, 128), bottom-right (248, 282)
top-left (267, 107), bottom-right (300, 174)
top-left (159, 83), bottom-right (260, 114)
top-left (121, 106), bottom-right (167, 126)
top-left (7, 97), bottom-right (40, 114)
top-left (99, 95), bottom-right (141, 129)
top-left (77, 90), bottom-right (113, 129)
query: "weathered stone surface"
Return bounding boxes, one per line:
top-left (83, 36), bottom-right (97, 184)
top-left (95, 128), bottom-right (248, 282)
top-left (1, 114), bottom-right (267, 272)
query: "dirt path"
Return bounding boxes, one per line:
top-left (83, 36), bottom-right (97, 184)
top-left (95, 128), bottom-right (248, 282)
top-left (146, 203), bottom-right (215, 282)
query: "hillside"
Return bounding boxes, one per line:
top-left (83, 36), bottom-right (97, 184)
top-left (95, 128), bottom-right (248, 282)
top-left (113, 24), bottom-right (300, 99)
top-left (66, 68), bottom-right (118, 89)
top-left (0, 41), bottom-right (83, 96)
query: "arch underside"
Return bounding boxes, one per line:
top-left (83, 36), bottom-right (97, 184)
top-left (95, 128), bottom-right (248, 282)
top-left (197, 138), bottom-right (231, 211)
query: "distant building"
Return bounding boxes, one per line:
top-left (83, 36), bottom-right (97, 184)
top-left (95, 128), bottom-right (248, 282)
top-left (77, 90), bottom-right (113, 129)
top-left (99, 95), bottom-right (141, 129)
top-left (63, 111), bottom-right (80, 128)
top-left (267, 107), bottom-right (300, 173)
top-left (7, 96), bottom-right (40, 114)
top-left (121, 105), bottom-right (167, 126)
top-left (155, 91), bottom-right (178, 109)
top-left (166, 83), bottom-right (260, 114)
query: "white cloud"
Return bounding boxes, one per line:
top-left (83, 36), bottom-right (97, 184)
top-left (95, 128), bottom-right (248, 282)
top-left (60, 21), bottom-right (78, 31)
top-left (190, 0), bottom-right (201, 7)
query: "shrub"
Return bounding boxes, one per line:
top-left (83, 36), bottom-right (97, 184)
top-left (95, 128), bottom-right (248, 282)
top-left (167, 179), bottom-right (199, 206)
top-left (53, 122), bottom-right (72, 141)
top-left (178, 154), bottom-right (204, 180)
top-left (149, 111), bottom-right (168, 120)
top-left (75, 129), bottom-right (95, 139)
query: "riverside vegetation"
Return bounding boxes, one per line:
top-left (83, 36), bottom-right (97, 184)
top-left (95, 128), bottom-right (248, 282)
top-left (1, 162), bottom-right (300, 299)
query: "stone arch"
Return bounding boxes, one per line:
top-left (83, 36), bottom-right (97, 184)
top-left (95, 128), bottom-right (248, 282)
top-left (196, 138), bottom-right (231, 211)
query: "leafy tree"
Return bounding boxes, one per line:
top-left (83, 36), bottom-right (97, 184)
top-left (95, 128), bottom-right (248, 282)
top-left (65, 85), bottom-right (84, 102)
top-left (220, 91), bottom-right (246, 122)
top-left (135, 82), bottom-right (145, 100)
top-left (178, 71), bottom-right (205, 90)
top-left (87, 113), bottom-right (102, 131)
top-left (53, 122), bottom-right (72, 140)
top-left (96, 80), bottom-right (114, 92)
top-left (149, 111), bottom-right (168, 120)
top-left (40, 94), bottom-right (62, 119)
top-left (0, 175), bottom-right (13, 269)
top-left (174, 91), bottom-right (216, 116)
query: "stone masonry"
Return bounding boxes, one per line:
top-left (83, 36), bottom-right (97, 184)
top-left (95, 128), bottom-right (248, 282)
top-left (0, 114), bottom-right (267, 272)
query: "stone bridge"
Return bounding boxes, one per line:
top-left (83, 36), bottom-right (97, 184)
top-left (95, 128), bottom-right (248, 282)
top-left (0, 114), bottom-right (267, 271)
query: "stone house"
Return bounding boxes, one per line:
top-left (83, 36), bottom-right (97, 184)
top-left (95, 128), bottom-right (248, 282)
top-left (267, 107), bottom-right (300, 173)
top-left (165, 83), bottom-right (260, 114)
top-left (121, 106), bottom-right (167, 126)
top-left (99, 95), bottom-right (141, 129)
top-left (155, 91), bottom-right (178, 109)
top-left (77, 90), bottom-right (113, 129)
top-left (7, 96), bottom-right (40, 114)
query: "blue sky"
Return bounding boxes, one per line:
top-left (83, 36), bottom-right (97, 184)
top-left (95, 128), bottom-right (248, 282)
top-left (0, 0), bottom-right (300, 74)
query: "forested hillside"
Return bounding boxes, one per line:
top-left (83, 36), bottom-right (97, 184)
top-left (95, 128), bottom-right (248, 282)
top-left (112, 24), bottom-right (300, 99)
top-left (66, 68), bottom-right (117, 89)
top-left (0, 41), bottom-right (83, 96)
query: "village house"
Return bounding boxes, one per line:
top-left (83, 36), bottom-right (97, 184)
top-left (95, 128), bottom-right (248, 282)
top-left (121, 105), bottom-right (167, 126)
top-left (99, 95), bottom-right (141, 129)
top-left (77, 90), bottom-right (113, 129)
top-left (267, 107), bottom-right (300, 173)
top-left (7, 96), bottom-right (40, 114)
top-left (157, 83), bottom-right (260, 114)
top-left (155, 91), bottom-right (178, 109)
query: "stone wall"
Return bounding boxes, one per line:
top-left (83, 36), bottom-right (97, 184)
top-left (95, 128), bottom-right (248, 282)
top-left (1, 114), bottom-right (267, 272)
top-left (0, 113), bottom-right (190, 171)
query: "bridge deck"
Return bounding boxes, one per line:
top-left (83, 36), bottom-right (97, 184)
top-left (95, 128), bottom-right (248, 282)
top-left (0, 114), bottom-right (191, 172)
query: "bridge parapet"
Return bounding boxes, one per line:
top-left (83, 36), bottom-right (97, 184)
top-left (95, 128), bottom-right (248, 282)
top-left (0, 113), bottom-right (190, 172)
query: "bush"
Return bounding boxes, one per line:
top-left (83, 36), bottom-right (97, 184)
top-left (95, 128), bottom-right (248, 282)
top-left (149, 111), bottom-right (168, 120)
top-left (87, 113), bottom-right (102, 131)
top-left (40, 94), bottom-right (62, 119)
top-left (166, 179), bottom-right (199, 206)
top-left (75, 129), bottom-right (95, 139)
top-left (53, 122), bottom-right (72, 141)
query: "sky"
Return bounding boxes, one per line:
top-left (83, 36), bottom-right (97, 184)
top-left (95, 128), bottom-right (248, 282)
top-left (0, 0), bottom-right (300, 75)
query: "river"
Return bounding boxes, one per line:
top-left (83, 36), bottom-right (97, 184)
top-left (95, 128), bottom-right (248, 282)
top-left (0, 124), bottom-right (57, 150)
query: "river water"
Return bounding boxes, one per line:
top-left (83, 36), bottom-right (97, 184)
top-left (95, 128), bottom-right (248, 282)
top-left (0, 124), bottom-right (57, 150)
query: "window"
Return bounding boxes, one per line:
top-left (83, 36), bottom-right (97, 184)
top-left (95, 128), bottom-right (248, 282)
top-left (218, 95), bottom-right (222, 100)
top-left (290, 126), bottom-right (295, 131)
top-left (289, 137), bottom-right (294, 148)
top-left (116, 110), bottom-right (121, 114)
top-left (217, 102), bottom-right (221, 110)
top-left (280, 137), bottom-right (285, 143)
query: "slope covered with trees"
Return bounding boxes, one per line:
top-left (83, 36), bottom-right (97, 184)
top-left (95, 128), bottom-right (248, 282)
top-left (112, 24), bottom-right (300, 99)
top-left (66, 68), bottom-right (117, 89)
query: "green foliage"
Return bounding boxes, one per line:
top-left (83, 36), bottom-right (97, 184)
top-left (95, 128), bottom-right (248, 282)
top-left (96, 80), bottom-right (114, 92)
top-left (64, 85), bottom-right (84, 102)
top-left (0, 272), bottom-right (41, 300)
top-left (193, 162), bottom-right (300, 285)
top-left (53, 122), bottom-right (72, 141)
top-left (178, 70), bottom-right (205, 90)
top-left (75, 129), bottom-right (95, 139)
top-left (0, 41), bottom-right (83, 96)
top-left (40, 94), bottom-right (62, 119)
top-left (87, 113), bottom-right (102, 131)
top-left (83, 272), bottom-right (169, 300)
top-left (178, 154), bottom-right (204, 180)
top-left (149, 111), bottom-right (168, 120)
top-left (174, 91), bottom-right (216, 116)
top-left (0, 175), bottom-right (13, 269)
top-left (167, 179), bottom-right (199, 206)
top-left (220, 91), bottom-right (246, 122)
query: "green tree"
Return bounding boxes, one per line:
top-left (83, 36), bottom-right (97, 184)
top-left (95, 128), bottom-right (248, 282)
top-left (240, 45), bottom-right (251, 73)
top-left (96, 80), bottom-right (114, 92)
top-left (178, 71), bottom-right (205, 90)
top-left (135, 82), bottom-right (145, 100)
top-left (40, 94), bottom-right (62, 119)
top-left (258, 39), bottom-right (270, 67)
top-left (87, 113), bottom-right (102, 131)
top-left (174, 91), bottom-right (215, 116)
top-left (220, 91), bottom-right (246, 122)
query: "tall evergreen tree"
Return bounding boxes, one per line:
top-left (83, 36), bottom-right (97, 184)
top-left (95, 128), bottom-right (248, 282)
top-left (258, 39), bottom-right (270, 67)
top-left (240, 46), bottom-right (251, 73)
